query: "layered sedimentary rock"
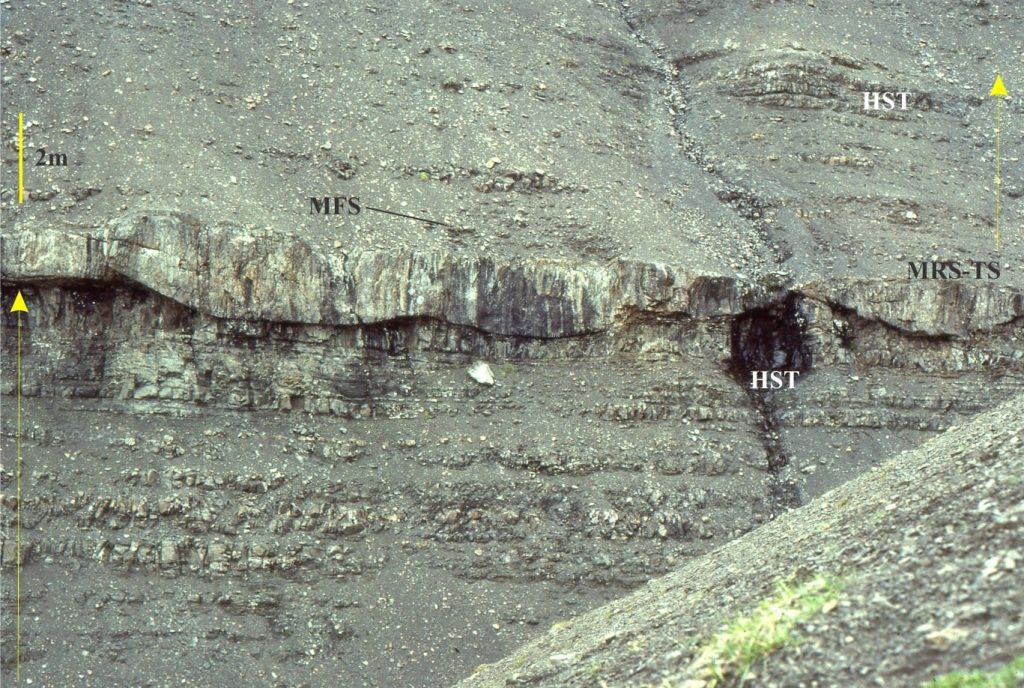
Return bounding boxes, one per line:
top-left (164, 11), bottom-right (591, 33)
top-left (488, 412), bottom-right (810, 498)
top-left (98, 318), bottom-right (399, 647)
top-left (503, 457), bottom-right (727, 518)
top-left (4, 213), bottom-right (773, 332)
top-left (2, 1), bottom-right (1024, 686)
top-left (456, 393), bottom-right (1024, 688)
top-left (4, 212), bottom-right (1022, 504)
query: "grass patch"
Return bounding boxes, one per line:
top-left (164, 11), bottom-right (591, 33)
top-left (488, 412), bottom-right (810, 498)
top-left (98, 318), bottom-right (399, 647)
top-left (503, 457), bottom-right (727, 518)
top-left (681, 573), bottom-right (842, 687)
top-left (549, 620), bottom-right (571, 633)
top-left (924, 656), bottom-right (1024, 688)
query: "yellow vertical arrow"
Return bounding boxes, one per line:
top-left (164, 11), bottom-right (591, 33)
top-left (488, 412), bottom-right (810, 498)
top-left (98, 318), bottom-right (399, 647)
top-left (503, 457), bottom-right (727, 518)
top-left (990, 75), bottom-right (1009, 250)
top-left (10, 291), bottom-right (28, 682)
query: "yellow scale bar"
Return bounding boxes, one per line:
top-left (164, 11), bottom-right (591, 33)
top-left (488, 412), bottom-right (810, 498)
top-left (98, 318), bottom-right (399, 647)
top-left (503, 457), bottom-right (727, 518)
top-left (18, 112), bottom-right (24, 204)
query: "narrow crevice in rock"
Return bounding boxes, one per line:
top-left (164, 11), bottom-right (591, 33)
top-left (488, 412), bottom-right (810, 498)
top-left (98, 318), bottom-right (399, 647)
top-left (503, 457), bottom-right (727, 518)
top-left (749, 387), bottom-right (802, 514)
top-left (610, 1), bottom-right (788, 265)
top-left (728, 294), bottom-right (813, 512)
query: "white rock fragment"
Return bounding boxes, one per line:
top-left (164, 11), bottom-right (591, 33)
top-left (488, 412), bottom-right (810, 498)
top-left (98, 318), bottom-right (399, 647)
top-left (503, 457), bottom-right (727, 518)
top-left (160, 540), bottom-right (178, 565)
top-left (467, 361), bottom-right (495, 386)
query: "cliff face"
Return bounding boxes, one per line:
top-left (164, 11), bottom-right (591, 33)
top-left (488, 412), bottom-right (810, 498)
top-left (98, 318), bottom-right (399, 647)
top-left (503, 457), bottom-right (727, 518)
top-left (6, 265), bottom-right (1020, 688)
top-left (4, 212), bottom-right (1022, 498)
top-left (7, 213), bottom-right (1022, 337)
top-left (2, 0), bottom-right (1024, 686)
top-left (4, 212), bottom-right (764, 333)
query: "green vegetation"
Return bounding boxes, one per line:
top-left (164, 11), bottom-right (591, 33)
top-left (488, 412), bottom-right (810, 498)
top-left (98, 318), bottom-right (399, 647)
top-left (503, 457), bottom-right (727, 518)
top-left (549, 620), bottom-right (571, 633)
top-left (678, 574), bottom-right (842, 687)
top-left (924, 656), bottom-right (1024, 688)
top-left (418, 170), bottom-right (430, 181)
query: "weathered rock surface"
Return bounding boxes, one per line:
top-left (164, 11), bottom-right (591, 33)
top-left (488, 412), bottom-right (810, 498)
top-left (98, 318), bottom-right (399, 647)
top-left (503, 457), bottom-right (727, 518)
top-left (2, 213), bottom-right (774, 333)
top-left (619, 0), bottom-right (1024, 280)
top-left (5, 214), bottom-right (1024, 337)
top-left (2, 1), bottom-right (1023, 687)
top-left (457, 393), bottom-right (1024, 687)
top-left (5, 213), bottom-right (1021, 511)
top-left (3, 228), bottom-right (1021, 686)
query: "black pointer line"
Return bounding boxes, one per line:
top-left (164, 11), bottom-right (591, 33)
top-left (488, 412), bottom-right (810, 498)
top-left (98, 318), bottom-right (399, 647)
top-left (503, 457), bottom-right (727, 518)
top-left (364, 205), bottom-right (453, 228)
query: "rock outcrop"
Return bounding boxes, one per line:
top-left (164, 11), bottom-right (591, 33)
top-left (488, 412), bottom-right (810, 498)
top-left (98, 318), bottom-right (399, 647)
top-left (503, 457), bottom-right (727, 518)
top-left (3, 212), bottom-right (773, 333)
top-left (456, 393), bottom-right (1024, 688)
top-left (3, 210), bottom-right (1023, 500)
top-left (2, 1), bottom-right (1023, 686)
